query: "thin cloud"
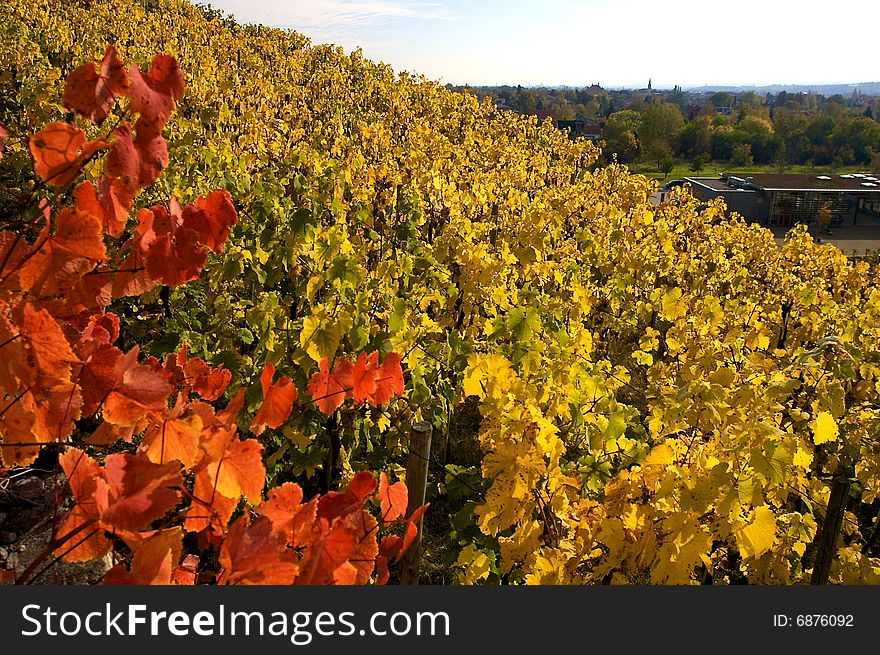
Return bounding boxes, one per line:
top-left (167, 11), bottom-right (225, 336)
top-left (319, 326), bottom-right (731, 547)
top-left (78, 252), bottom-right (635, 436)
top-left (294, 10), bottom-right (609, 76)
top-left (211, 1), bottom-right (454, 30)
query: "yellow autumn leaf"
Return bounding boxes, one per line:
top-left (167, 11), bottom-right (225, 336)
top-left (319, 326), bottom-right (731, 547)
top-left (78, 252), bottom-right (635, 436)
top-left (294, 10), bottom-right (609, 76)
top-left (455, 545), bottom-right (491, 584)
top-left (735, 506), bottom-right (777, 558)
top-left (661, 287), bottom-right (687, 321)
top-left (811, 411), bottom-right (838, 445)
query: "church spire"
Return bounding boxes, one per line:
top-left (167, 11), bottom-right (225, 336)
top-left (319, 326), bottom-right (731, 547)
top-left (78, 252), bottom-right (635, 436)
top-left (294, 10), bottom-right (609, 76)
top-left (648, 77), bottom-right (652, 92)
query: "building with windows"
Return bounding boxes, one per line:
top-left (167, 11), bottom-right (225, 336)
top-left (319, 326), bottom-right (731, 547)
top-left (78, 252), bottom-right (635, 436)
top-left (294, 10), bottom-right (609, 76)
top-left (556, 118), bottom-right (602, 141)
top-left (684, 172), bottom-right (880, 227)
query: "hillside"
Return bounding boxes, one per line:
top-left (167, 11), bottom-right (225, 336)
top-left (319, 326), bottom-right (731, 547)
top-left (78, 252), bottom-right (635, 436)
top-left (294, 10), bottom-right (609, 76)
top-left (1, 0), bottom-right (880, 585)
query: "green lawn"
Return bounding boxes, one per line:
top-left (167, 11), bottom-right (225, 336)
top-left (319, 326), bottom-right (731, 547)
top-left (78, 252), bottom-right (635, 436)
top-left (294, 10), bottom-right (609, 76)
top-left (629, 161), bottom-right (874, 183)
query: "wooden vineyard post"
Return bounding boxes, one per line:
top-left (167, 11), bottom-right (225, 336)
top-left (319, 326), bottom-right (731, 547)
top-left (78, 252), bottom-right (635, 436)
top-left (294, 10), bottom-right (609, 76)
top-left (811, 475), bottom-right (851, 585)
top-left (400, 421), bottom-right (432, 585)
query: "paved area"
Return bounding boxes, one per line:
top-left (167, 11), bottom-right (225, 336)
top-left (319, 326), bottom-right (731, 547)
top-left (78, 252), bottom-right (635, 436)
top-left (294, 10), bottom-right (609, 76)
top-left (649, 192), bottom-right (880, 257)
top-left (770, 215), bottom-right (880, 256)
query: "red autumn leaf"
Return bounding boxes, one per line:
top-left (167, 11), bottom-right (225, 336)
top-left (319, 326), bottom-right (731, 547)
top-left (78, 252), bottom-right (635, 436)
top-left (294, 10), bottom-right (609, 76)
top-left (370, 352), bottom-right (404, 406)
top-left (317, 470), bottom-right (376, 522)
top-left (95, 453), bottom-right (182, 532)
top-left (373, 503), bottom-right (428, 570)
top-left (306, 357), bottom-right (353, 415)
top-left (294, 516), bottom-right (361, 585)
top-left (250, 362), bottom-right (298, 436)
top-left (111, 240), bottom-right (155, 298)
top-left (145, 201), bottom-right (208, 286)
top-left (218, 516), bottom-right (299, 585)
top-left (128, 55), bottom-right (185, 135)
top-left (172, 554), bottom-right (199, 585)
top-left (183, 190), bottom-right (238, 254)
top-left (377, 471), bottom-right (408, 524)
top-left (296, 505), bottom-right (378, 586)
top-left (97, 176), bottom-right (133, 236)
top-left (140, 401), bottom-right (203, 468)
top-left (256, 483), bottom-right (319, 547)
top-left (190, 364), bottom-right (231, 401)
top-left (29, 122), bottom-right (108, 187)
top-left (75, 343), bottom-right (122, 415)
top-left (375, 555), bottom-right (390, 585)
top-left (398, 503), bottom-right (428, 561)
top-left (62, 46), bottom-right (130, 124)
top-left (77, 311), bottom-right (120, 347)
top-left (350, 351), bottom-right (378, 404)
top-left (18, 303), bottom-right (79, 378)
top-left (73, 178), bottom-right (132, 238)
top-left (102, 347), bottom-right (172, 427)
top-left (105, 121), bottom-right (168, 191)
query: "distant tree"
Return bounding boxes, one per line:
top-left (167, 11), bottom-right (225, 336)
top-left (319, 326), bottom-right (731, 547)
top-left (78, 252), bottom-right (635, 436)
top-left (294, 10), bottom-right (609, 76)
top-left (774, 142), bottom-right (788, 172)
top-left (710, 92), bottom-right (734, 109)
top-left (690, 153), bottom-right (709, 173)
top-left (603, 110), bottom-right (642, 163)
top-left (640, 102), bottom-right (685, 155)
top-left (816, 201), bottom-right (833, 233)
top-left (659, 153), bottom-right (675, 178)
top-left (712, 125), bottom-right (736, 160)
top-left (732, 143), bottom-right (754, 167)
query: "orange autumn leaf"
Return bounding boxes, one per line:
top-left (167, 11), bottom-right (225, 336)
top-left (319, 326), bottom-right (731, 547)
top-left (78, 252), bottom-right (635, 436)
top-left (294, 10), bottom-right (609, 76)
top-left (184, 470), bottom-right (238, 534)
top-left (0, 400), bottom-right (38, 466)
top-left (317, 470), bottom-right (377, 521)
top-left (63, 45), bottom-right (130, 124)
top-left (196, 425), bottom-right (264, 505)
top-left (56, 448), bottom-right (112, 561)
top-left (398, 503), bottom-right (428, 561)
top-left (350, 351), bottom-right (378, 404)
top-left (250, 362), bottom-right (297, 435)
top-left (204, 438), bottom-right (264, 503)
top-left (218, 516), bottom-right (299, 585)
top-left (256, 482), bottom-right (319, 547)
top-left (140, 402), bottom-right (203, 468)
top-left (17, 206), bottom-right (107, 299)
top-left (29, 122), bottom-right (107, 187)
top-left (29, 381), bottom-right (83, 442)
top-left (377, 471), bottom-right (408, 524)
top-left (306, 357), bottom-right (352, 415)
top-left (102, 347), bottom-right (172, 426)
top-left (18, 303), bottom-right (79, 378)
top-left (103, 527), bottom-right (183, 585)
top-left (95, 453), bottom-right (182, 532)
top-left (370, 352), bottom-right (404, 406)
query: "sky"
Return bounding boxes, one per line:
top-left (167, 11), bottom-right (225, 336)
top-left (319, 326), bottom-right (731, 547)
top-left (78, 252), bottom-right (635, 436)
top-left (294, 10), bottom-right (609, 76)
top-left (205, 0), bottom-right (880, 88)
